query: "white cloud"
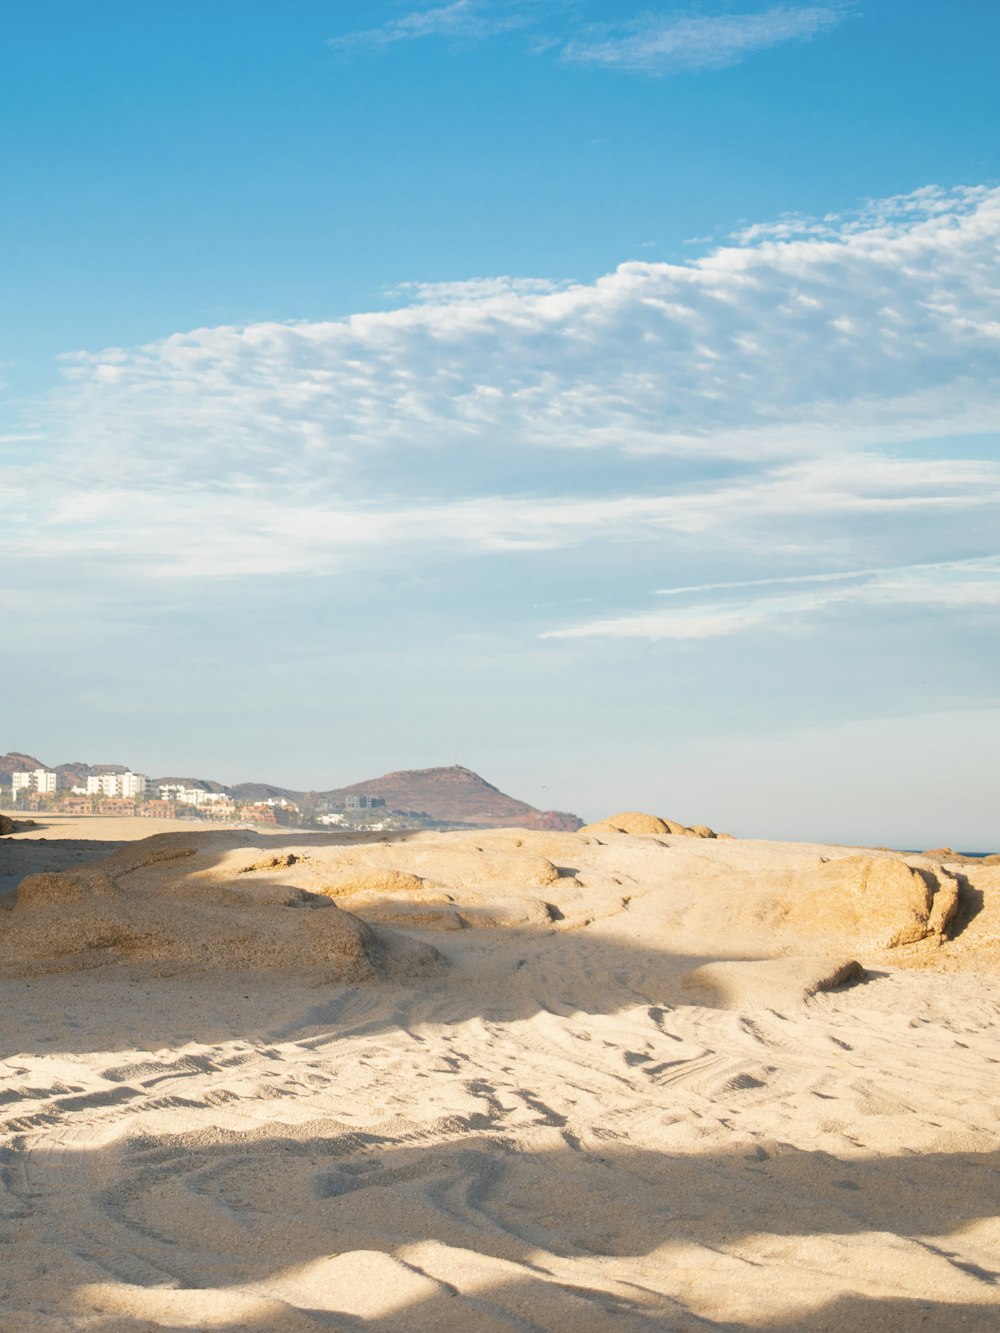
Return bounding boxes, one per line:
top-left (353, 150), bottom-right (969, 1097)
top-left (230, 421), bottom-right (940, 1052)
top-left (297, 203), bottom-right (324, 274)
top-left (46, 185), bottom-right (1000, 493)
top-left (328, 3), bottom-right (848, 75)
top-left (562, 5), bottom-right (847, 74)
top-left (5, 184), bottom-right (998, 594)
top-left (543, 557), bottom-right (1000, 641)
top-left (4, 449), bottom-right (998, 582)
top-left (653, 562), bottom-right (997, 597)
top-left (327, 1), bottom-right (541, 52)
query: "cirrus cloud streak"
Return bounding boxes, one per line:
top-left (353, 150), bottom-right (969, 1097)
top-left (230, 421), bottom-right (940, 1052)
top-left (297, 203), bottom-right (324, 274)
top-left (328, 2), bottom-right (849, 76)
top-left (562, 5), bottom-right (848, 74)
top-left (543, 557), bottom-right (1000, 641)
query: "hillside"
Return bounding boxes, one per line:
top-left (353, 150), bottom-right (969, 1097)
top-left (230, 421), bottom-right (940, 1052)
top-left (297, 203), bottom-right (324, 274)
top-left (0, 753), bottom-right (44, 779)
top-left (323, 765), bottom-right (582, 831)
top-left (229, 782), bottom-right (307, 804)
top-left (0, 755), bottom-right (130, 786)
top-left (151, 776), bottom-right (229, 794)
top-left (1, 755), bottom-right (581, 831)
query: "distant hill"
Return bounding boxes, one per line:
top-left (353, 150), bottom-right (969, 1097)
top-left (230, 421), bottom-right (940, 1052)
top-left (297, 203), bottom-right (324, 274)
top-left (0, 753), bottom-right (44, 778)
top-left (1, 755), bottom-right (140, 786)
top-left (150, 776), bottom-right (229, 794)
top-left (56, 761), bottom-right (128, 786)
top-left (229, 782), bottom-right (307, 804)
top-left (0, 754), bottom-right (581, 831)
top-left (322, 766), bottom-right (581, 831)
top-left (0, 755), bottom-right (134, 785)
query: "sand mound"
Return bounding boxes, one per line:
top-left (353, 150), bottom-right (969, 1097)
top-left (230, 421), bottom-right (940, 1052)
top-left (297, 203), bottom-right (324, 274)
top-left (681, 956), bottom-right (865, 1008)
top-left (317, 867), bottom-right (429, 898)
top-left (924, 847), bottom-right (1000, 866)
top-left (398, 845), bottom-right (561, 889)
top-left (0, 828), bottom-right (974, 984)
top-left (0, 837), bottom-right (441, 980)
top-left (779, 856), bottom-right (958, 950)
top-left (933, 863), bottom-right (1000, 955)
top-left (303, 842), bottom-right (563, 894)
top-left (238, 852), bottom-right (306, 873)
top-left (305, 843), bottom-right (565, 931)
top-left (203, 833), bottom-right (563, 893)
top-left (278, 830), bottom-right (961, 955)
top-left (580, 811), bottom-right (718, 838)
top-left (598, 840), bottom-right (963, 959)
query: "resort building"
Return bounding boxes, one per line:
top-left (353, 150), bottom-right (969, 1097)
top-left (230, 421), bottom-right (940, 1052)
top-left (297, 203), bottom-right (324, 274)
top-left (57, 796), bottom-right (95, 815)
top-left (95, 798), bottom-right (139, 817)
top-left (86, 772), bottom-right (149, 798)
top-left (344, 794), bottom-right (386, 810)
top-left (159, 786), bottom-right (231, 808)
top-left (12, 769), bottom-right (60, 796)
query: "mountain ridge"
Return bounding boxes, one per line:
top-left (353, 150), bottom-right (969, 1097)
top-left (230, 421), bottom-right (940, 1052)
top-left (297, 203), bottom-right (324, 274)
top-left (0, 754), bottom-right (581, 831)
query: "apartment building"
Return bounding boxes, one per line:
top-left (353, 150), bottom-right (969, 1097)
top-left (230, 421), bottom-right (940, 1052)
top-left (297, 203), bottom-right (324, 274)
top-left (57, 796), bottom-right (95, 815)
top-left (140, 799), bottom-right (180, 818)
top-left (344, 794), bottom-right (386, 811)
top-left (158, 785), bottom-right (230, 808)
top-left (12, 769), bottom-right (60, 796)
top-left (95, 798), bottom-right (139, 817)
top-left (86, 771), bottom-right (149, 799)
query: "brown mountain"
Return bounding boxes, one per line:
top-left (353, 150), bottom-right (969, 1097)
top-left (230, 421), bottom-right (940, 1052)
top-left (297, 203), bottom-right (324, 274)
top-left (323, 765), bottom-right (582, 831)
top-left (1, 755), bottom-right (139, 787)
top-left (0, 753), bottom-right (45, 778)
top-left (151, 776), bottom-right (229, 794)
top-left (1, 753), bottom-right (581, 831)
top-left (229, 782), bottom-right (308, 804)
top-left (57, 761), bottom-right (128, 786)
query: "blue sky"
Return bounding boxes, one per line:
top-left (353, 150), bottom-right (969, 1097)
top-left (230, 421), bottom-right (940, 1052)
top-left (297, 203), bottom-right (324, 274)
top-left (3, 2), bottom-right (999, 845)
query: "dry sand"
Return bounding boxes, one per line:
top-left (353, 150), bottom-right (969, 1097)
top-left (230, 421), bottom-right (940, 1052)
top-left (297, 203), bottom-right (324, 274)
top-left (1, 816), bottom-right (999, 1330)
top-left (0, 814), bottom-right (233, 901)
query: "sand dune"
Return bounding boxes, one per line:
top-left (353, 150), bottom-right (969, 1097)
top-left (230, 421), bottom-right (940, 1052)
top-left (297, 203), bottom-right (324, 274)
top-left (2, 835), bottom-right (441, 981)
top-left (1, 821), bottom-right (999, 1329)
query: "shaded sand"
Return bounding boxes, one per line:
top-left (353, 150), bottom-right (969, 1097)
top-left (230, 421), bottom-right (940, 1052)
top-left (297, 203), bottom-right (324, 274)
top-left (0, 812), bottom-right (262, 842)
top-left (0, 812), bottom-right (293, 902)
top-left (2, 824), bottom-right (1000, 1329)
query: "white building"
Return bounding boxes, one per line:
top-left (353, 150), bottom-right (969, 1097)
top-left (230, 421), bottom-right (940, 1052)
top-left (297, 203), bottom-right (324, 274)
top-left (12, 769), bottom-right (60, 796)
top-left (159, 786), bottom-right (229, 808)
top-left (86, 772), bottom-right (149, 798)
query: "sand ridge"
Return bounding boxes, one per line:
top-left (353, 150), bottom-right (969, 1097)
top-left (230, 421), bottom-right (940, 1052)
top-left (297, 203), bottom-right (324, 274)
top-left (1, 821), bottom-right (999, 1329)
top-left (1, 831), bottom-right (442, 982)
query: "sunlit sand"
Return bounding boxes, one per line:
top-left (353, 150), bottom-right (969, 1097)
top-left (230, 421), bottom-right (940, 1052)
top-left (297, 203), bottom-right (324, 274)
top-left (2, 819), bottom-right (998, 1329)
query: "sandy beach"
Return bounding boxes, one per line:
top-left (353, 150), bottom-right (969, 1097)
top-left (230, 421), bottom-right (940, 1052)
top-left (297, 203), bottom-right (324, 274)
top-left (0, 813), bottom-right (290, 899)
top-left (1, 816), bottom-right (999, 1330)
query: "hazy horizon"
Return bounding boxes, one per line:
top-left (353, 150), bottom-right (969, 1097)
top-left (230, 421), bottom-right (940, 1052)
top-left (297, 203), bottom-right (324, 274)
top-left (3, 2), bottom-right (998, 850)
top-left (4, 736), bottom-right (997, 853)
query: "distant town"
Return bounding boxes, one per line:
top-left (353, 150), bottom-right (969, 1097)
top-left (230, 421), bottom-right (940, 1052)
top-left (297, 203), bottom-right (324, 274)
top-left (2, 766), bottom-right (406, 830)
top-left (0, 757), bottom-right (583, 834)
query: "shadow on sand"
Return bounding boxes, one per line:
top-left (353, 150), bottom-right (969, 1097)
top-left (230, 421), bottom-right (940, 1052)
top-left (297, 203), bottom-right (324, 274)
top-left (2, 831), bottom-right (997, 1329)
top-left (9, 1132), bottom-right (1000, 1330)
